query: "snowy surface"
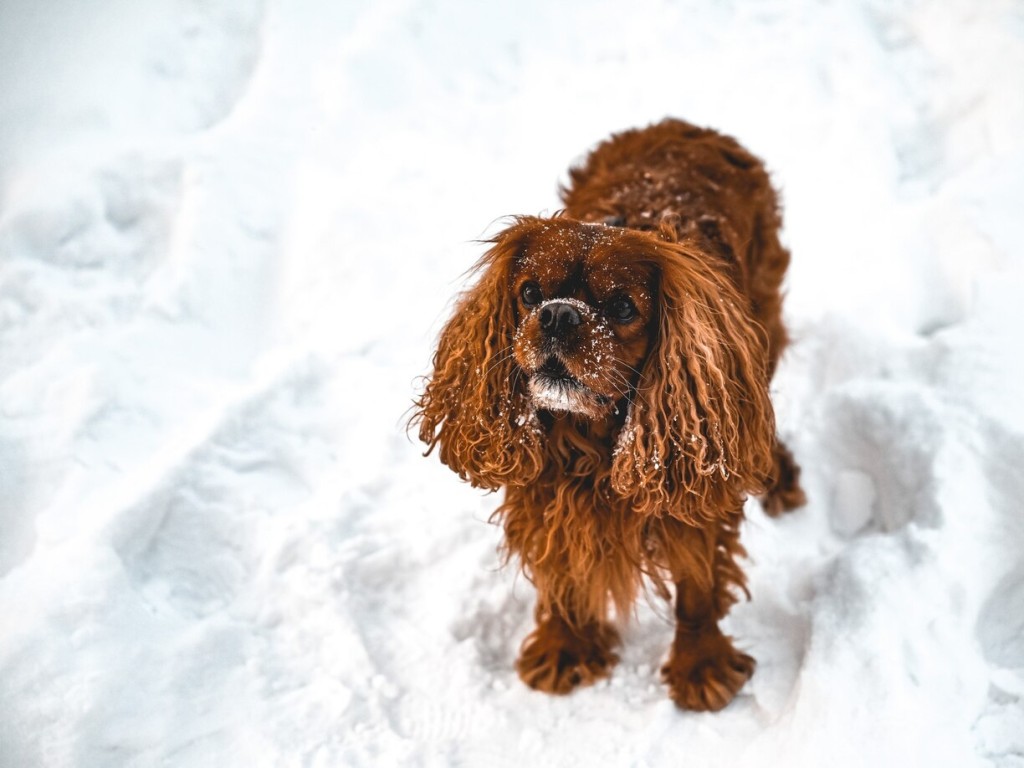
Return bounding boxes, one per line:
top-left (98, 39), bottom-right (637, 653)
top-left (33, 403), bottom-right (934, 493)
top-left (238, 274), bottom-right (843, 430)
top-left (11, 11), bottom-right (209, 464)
top-left (1, 1), bottom-right (1023, 766)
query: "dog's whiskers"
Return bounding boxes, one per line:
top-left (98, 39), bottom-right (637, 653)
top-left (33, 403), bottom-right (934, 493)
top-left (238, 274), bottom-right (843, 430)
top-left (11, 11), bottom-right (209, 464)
top-left (482, 345), bottom-right (516, 378)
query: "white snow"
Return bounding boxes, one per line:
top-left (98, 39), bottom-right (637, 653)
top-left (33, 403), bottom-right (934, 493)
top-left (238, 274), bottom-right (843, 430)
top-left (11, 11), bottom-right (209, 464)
top-left (1, 1), bottom-right (1023, 766)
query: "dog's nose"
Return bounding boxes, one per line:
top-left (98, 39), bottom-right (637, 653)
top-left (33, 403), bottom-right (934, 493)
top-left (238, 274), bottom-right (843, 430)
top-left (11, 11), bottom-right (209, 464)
top-left (539, 302), bottom-right (581, 339)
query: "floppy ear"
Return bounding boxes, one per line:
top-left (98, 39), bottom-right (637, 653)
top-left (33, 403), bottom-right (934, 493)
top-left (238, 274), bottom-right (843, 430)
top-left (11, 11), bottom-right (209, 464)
top-left (411, 218), bottom-right (545, 490)
top-left (611, 240), bottom-right (775, 520)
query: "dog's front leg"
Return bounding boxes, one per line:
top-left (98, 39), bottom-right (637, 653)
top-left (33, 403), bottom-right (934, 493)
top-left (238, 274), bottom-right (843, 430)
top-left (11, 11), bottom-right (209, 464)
top-left (661, 510), bottom-right (755, 711)
top-left (515, 582), bottom-right (621, 695)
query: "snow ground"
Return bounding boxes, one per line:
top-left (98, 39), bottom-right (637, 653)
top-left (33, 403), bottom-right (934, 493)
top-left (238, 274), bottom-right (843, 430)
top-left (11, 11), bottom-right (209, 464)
top-left (1, 0), bottom-right (1022, 766)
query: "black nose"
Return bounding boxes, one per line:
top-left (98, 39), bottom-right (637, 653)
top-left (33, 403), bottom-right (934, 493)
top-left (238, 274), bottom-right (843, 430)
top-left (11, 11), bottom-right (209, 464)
top-left (539, 302), bottom-right (581, 339)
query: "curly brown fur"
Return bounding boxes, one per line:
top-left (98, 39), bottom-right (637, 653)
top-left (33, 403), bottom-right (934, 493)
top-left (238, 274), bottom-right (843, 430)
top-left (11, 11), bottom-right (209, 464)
top-left (411, 118), bottom-right (805, 711)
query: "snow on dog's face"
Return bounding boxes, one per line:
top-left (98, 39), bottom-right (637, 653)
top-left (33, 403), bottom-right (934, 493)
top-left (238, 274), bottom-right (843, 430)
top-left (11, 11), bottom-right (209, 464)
top-left (509, 222), bottom-right (654, 419)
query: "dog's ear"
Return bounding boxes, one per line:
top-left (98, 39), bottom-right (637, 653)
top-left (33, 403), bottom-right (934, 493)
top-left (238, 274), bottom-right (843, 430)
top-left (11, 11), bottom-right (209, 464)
top-left (411, 217), bottom-right (546, 490)
top-left (611, 240), bottom-right (775, 519)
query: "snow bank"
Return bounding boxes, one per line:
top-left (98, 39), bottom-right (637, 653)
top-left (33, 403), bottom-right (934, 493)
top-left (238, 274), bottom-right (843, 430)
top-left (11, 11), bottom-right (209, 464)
top-left (1, 0), bottom-right (1022, 766)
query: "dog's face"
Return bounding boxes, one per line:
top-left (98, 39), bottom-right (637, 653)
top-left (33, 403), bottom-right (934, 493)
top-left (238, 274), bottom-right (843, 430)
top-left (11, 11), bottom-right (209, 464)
top-left (413, 214), bottom-right (775, 506)
top-left (509, 223), bottom-right (656, 419)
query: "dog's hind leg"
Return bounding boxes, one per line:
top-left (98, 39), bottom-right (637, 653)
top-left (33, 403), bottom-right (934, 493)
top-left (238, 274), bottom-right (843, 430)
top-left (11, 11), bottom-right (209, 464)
top-left (760, 439), bottom-right (806, 517)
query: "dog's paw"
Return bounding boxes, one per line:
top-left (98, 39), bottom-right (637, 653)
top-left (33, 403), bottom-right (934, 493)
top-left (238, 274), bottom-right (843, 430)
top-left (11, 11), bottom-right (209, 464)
top-left (661, 631), bottom-right (754, 711)
top-left (515, 617), bottom-right (620, 694)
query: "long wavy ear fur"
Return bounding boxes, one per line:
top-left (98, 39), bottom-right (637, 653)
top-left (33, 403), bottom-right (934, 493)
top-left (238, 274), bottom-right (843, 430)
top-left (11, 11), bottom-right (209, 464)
top-left (611, 240), bottom-right (775, 521)
top-left (411, 218), bottom-right (546, 490)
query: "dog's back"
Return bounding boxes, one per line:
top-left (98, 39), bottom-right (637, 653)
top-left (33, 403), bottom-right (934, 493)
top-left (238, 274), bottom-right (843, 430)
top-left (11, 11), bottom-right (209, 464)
top-left (562, 119), bottom-right (791, 372)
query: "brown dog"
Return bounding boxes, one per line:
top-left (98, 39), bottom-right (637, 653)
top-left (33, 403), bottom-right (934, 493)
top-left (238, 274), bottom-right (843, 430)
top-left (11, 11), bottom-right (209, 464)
top-left (413, 119), bottom-right (805, 711)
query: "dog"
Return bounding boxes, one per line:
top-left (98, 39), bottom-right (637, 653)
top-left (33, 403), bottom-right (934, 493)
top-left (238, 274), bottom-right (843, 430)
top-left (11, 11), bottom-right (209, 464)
top-left (412, 118), bottom-right (805, 710)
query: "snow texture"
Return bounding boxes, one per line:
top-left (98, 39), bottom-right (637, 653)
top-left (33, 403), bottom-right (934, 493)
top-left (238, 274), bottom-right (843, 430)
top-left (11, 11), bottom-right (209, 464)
top-left (1, 1), bottom-right (1023, 766)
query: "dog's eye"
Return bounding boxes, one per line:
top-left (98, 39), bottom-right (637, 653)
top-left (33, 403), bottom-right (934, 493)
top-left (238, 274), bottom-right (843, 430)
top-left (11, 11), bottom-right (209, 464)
top-left (606, 296), bottom-right (637, 323)
top-left (520, 282), bottom-right (543, 307)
